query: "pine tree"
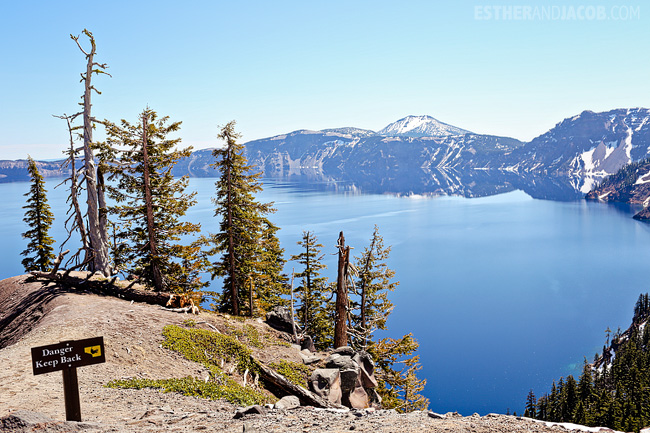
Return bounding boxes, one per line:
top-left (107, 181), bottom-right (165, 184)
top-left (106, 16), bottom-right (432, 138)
top-left (349, 225), bottom-right (397, 350)
top-left (524, 389), bottom-right (537, 418)
top-left (207, 121), bottom-right (282, 315)
top-left (21, 157), bottom-right (56, 272)
top-left (344, 226), bottom-right (428, 412)
top-left (253, 220), bottom-right (289, 313)
top-left (290, 231), bottom-right (333, 349)
top-left (370, 333), bottom-right (429, 412)
top-left (104, 108), bottom-right (206, 292)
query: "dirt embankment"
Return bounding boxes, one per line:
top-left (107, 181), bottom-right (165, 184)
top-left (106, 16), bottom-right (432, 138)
top-left (0, 274), bottom-right (622, 432)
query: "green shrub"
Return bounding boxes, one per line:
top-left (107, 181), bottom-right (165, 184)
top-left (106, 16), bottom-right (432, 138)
top-left (269, 360), bottom-right (311, 388)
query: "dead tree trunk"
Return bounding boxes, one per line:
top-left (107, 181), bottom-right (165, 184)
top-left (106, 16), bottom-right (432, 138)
top-left (72, 29), bottom-right (111, 277)
top-left (334, 231), bottom-right (350, 348)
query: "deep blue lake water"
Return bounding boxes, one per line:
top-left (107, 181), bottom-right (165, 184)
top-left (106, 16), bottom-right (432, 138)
top-left (3, 177), bottom-right (650, 415)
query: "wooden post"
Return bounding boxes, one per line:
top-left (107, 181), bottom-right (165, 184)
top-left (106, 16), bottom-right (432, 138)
top-left (334, 232), bottom-right (350, 348)
top-left (62, 367), bottom-right (81, 421)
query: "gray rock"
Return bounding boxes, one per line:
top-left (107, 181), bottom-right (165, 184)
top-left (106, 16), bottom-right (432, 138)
top-left (310, 368), bottom-right (342, 405)
top-left (352, 351), bottom-right (375, 376)
top-left (332, 346), bottom-right (355, 356)
top-left (311, 368), bottom-right (340, 396)
top-left (325, 353), bottom-right (358, 370)
top-left (359, 363), bottom-right (378, 389)
top-left (265, 306), bottom-right (296, 334)
top-left (428, 411), bottom-right (447, 419)
top-left (274, 395), bottom-right (300, 410)
top-left (339, 368), bottom-right (360, 393)
top-left (0, 410), bottom-right (96, 432)
top-left (346, 384), bottom-right (369, 409)
top-left (300, 350), bottom-right (322, 365)
top-left (233, 405), bottom-right (267, 419)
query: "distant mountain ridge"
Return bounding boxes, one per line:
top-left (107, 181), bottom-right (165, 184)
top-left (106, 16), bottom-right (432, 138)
top-left (6, 109), bottom-right (650, 202)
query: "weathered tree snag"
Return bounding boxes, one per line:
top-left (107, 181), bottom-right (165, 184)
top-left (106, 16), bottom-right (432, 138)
top-left (334, 231), bottom-right (350, 348)
top-left (71, 29), bottom-right (111, 276)
top-left (30, 250), bottom-right (70, 279)
top-left (256, 362), bottom-right (334, 408)
top-left (290, 269), bottom-right (299, 343)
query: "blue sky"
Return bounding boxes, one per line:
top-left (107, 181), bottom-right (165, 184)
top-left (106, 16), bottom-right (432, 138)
top-left (1, 0), bottom-right (648, 159)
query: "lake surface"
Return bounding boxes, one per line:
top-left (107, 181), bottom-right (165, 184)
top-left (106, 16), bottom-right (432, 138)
top-left (3, 177), bottom-right (650, 415)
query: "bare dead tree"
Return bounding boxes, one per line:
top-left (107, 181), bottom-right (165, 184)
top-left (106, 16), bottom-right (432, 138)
top-left (334, 231), bottom-right (351, 348)
top-left (54, 113), bottom-right (91, 268)
top-left (70, 29), bottom-right (112, 276)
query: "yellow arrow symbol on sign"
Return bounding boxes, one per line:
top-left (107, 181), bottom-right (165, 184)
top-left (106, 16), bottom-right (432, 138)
top-left (84, 345), bottom-right (101, 357)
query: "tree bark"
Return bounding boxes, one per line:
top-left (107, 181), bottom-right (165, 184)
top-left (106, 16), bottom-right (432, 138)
top-left (225, 145), bottom-right (239, 315)
top-left (334, 231), bottom-right (350, 348)
top-left (141, 113), bottom-right (164, 291)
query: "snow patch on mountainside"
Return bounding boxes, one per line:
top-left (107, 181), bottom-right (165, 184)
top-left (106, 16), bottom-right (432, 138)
top-left (575, 127), bottom-right (636, 193)
top-left (378, 115), bottom-right (472, 138)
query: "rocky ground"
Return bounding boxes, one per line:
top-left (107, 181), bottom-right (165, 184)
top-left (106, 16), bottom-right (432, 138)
top-left (0, 274), bottom-right (625, 432)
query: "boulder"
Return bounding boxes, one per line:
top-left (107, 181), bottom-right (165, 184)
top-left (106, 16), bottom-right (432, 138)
top-left (234, 405), bottom-right (267, 419)
top-left (359, 363), bottom-right (378, 389)
top-left (346, 384), bottom-right (370, 409)
top-left (265, 306), bottom-right (295, 334)
top-left (310, 368), bottom-right (342, 405)
top-left (332, 346), bottom-right (355, 356)
top-left (339, 368), bottom-right (360, 393)
top-left (274, 395), bottom-right (300, 410)
top-left (325, 353), bottom-right (358, 370)
top-left (300, 349), bottom-right (321, 365)
top-left (353, 351), bottom-right (375, 377)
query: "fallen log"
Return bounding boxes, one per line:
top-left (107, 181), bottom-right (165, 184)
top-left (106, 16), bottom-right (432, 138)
top-left (28, 271), bottom-right (171, 307)
top-left (256, 362), bottom-right (339, 409)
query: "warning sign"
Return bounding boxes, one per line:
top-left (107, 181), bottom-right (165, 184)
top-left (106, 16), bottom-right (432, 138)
top-left (31, 336), bottom-right (105, 375)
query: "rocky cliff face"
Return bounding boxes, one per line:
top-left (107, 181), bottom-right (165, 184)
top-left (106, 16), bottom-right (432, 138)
top-left (505, 108), bottom-right (650, 193)
top-left (584, 158), bottom-right (650, 219)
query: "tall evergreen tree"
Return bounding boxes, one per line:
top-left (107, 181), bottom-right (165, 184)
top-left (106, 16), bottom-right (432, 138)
top-left (349, 225), bottom-right (397, 350)
top-left (524, 389), bottom-right (537, 418)
top-left (104, 108), bottom-right (206, 292)
top-left (346, 226), bottom-right (428, 411)
top-left (290, 231), bottom-right (333, 349)
top-left (21, 157), bottom-right (56, 272)
top-left (371, 333), bottom-right (429, 412)
top-left (253, 220), bottom-right (289, 313)
top-left (207, 121), bottom-right (283, 315)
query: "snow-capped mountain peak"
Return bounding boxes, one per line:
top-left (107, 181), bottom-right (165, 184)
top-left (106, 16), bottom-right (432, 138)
top-left (378, 115), bottom-right (472, 138)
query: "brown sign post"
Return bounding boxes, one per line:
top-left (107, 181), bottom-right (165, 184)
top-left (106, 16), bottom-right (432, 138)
top-left (31, 336), bottom-right (105, 421)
